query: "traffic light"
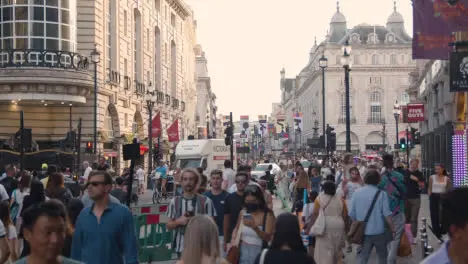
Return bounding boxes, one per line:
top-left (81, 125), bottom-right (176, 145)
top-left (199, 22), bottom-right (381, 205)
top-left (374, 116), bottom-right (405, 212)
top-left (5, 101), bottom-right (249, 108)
top-left (410, 127), bottom-right (420, 145)
top-left (326, 124), bottom-right (336, 151)
top-left (224, 126), bottom-right (233, 146)
top-left (399, 138), bottom-right (406, 150)
top-left (85, 141), bottom-right (93, 153)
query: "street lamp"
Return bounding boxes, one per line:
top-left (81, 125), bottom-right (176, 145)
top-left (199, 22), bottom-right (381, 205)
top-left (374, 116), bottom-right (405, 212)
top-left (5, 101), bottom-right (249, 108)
top-left (319, 54), bottom-right (328, 151)
top-left (341, 40), bottom-right (352, 152)
top-left (393, 100), bottom-right (402, 148)
top-left (90, 44), bottom-right (100, 156)
top-left (146, 82), bottom-right (156, 174)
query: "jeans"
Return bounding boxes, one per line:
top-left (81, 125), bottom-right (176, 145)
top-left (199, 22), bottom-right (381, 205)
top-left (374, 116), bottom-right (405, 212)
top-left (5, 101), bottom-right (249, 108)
top-left (239, 243), bottom-right (262, 264)
top-left (405, 198), bottom-right (421, 238)
top-left (219, 236), bottom-right (225, 257)
top-left (387, 212), bottom-right (405, 264)
top-left (429, 193), bottom-right (443, 238)
top-left (360, 233), bottom-right (388, 264)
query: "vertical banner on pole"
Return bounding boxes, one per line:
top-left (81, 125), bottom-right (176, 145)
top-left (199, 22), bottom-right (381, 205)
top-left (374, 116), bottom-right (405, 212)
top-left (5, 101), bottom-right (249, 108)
top-left (452, 130), bottom-right (467, 187)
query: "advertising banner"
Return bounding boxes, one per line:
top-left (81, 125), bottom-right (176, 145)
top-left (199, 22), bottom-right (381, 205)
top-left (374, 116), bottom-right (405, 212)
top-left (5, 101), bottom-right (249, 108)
top-left (450, 51), bottom-right (468, 91)
top-left (412, 0), bottom-right (468, 60)
top-left (407, 104), bottom-right (425, 123)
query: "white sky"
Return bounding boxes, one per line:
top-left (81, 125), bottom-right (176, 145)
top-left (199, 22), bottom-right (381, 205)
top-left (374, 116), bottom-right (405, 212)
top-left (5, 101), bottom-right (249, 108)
top-left (185, 0), bottom-right (414, 120)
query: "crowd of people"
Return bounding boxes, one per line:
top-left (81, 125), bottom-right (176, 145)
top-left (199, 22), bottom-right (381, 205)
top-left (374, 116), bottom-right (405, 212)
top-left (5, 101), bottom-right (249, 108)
top-left (0, 153), bottom-right (468, 264)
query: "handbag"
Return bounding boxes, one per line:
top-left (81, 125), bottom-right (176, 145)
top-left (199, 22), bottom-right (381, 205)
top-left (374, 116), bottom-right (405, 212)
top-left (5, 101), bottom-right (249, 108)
top-left (309, 196), bottom-right (332, 236)
top-left (347, 190), bottom-right (381, 245)
top-left (398, 230), bottom-right (412, 257)
top-left (225, 210), bottom-right (245, 264)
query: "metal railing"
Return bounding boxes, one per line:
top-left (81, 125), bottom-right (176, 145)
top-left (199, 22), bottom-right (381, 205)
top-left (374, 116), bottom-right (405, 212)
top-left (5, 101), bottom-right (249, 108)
top-left (0, 49), bottom-right (90, 71)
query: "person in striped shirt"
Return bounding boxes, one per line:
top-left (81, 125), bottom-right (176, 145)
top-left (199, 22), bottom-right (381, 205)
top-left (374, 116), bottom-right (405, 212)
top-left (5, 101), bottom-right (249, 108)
top-left (166, 168), bottom-right (216, 258)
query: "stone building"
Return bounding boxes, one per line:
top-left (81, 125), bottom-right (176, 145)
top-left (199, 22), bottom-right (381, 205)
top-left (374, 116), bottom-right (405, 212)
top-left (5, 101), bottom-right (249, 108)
top-left (0, 0), bottom-right (198, 172)
top-left (280, 4), bottom-right (416, 153)
top-left (195, 45), bottom-right (218, 139)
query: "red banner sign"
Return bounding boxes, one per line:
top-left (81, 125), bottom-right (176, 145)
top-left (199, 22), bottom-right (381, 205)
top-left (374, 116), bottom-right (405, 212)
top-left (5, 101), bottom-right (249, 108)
top-left (167, 120), bottom-right (179, 142)
top-left (407, 104), bottom-right (425, 123)
top-left (151, 113), bottom-right (161, 138)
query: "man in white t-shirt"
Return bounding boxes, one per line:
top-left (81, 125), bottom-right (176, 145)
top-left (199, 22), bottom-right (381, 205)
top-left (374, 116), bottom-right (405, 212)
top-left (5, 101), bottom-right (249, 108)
top-left (0, 184), bottom-right (8, 202)
top-left (0, 220), bottom-right (10, 263)
top-left (82, 161), bottom-right (93, 182)
top-left (222, 160), bottom-right (236, 191)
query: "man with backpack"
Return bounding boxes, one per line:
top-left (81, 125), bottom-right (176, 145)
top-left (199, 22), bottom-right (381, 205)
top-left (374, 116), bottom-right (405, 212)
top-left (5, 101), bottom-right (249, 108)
top-left (378, 154), bottom-right (407, 264)
top-left (166, 168), bottom-right (215, 258)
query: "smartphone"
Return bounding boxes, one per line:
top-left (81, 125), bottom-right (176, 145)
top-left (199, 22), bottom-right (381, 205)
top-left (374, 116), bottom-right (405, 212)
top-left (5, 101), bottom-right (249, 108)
top-left (243, 213), bottom-right (252, 220)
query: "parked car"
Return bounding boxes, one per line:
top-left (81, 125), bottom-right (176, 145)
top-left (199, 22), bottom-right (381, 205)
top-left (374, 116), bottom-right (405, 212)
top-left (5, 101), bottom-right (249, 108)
top-left (251, 163), bottom-right (281, 180)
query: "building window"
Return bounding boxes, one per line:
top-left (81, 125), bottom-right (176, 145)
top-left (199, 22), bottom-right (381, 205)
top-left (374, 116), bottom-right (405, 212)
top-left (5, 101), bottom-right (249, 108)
top-left (390, 54), bottom-right (397, 64)
top-left (171, 41), bottom-right (176, 96)
top-left (146, 28), bottom-right (149, 51)
top-left (155, 0), bottom-right (160, 12)
top-left (340, 92), bottom-right (353, 118)
top-left (104, 108), bottom-right (114, 139)
top-left (106, 0), bottom-right (116, 70)
top-left (171, 13), bottom-right (176, 27)
top-left (369, 91), bottom-right (382, 124)
top-left (134, 9), bottom-right (142, 81)
top-left (154, 27), bottom-right (161, 89)
top-left (372, 54), bottom-right (379, 65)
top-left (353, 54), bottom-right (360, 65)
top-left (399, 92), bottom-right (410, 105)
top-left (123, 10), bottom-right (127, 36)
top-left (336, 55), bottom-right (341, 65)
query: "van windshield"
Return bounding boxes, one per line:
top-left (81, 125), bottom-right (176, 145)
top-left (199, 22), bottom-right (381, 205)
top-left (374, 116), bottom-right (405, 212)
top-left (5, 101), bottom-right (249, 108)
top-left (179, 159), bottom-right (201, 169)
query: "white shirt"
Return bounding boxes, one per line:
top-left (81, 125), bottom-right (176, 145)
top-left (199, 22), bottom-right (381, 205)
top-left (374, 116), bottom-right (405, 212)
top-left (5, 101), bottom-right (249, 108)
top-left (223, 168), bottom-right (236, 190)
top-left (136, 168), bottom-right (145, 182)
top-left (83, 167), bottom-right (92, 180)
top-left (0, 184), bottom-right (8, 201)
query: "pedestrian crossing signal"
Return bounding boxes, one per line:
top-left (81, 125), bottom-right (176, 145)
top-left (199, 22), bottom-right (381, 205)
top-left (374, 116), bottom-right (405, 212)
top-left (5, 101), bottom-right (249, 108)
top-left (85, 141), bottom-right (93, 153)
top-left (399, 138), bottom-right (406, 150)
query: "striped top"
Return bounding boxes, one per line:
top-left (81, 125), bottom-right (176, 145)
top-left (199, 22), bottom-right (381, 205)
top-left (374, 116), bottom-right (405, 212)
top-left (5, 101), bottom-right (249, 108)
top-left (167, 195), bottom-right (216, 253)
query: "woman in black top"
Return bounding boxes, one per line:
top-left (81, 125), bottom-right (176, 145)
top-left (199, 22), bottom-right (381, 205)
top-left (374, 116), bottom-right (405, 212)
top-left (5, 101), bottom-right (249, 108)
top-left (254, 212), bottom-right (315, 264)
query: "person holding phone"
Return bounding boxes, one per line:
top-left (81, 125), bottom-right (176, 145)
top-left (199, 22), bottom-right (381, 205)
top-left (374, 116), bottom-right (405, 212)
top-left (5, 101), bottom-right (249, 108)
top-left (231, 185), bottom-right (275, 264)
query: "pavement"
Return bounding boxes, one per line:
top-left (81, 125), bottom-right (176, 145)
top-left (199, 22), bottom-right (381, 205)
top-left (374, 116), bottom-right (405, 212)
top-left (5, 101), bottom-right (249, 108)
top-left (135, 192), bottom-right (440, 264)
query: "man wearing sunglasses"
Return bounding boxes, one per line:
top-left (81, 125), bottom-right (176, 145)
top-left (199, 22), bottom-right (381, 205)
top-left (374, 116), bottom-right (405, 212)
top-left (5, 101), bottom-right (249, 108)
top-left (224, 172), bottom-right (249, 251)
top-left (71, 171), bottom-right (138, 264)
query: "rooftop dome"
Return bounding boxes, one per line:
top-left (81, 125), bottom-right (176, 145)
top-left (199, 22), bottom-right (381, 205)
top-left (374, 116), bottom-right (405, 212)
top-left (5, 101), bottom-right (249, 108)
top-left (387, 1), bottom-right (404, 24)
top-left (331, 1), bottom-right (346, 23)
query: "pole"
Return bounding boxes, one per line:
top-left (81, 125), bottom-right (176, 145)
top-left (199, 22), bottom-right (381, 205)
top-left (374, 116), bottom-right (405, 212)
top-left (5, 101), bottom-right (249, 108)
top-left (148, 102), bottom-right (153, 175)
top-left (207, 120), bottom-right (210, 139)
top-left (229, 112), bottom-right (234, 167)
top-left (93, 62), bottom-right (98, 156)
top-left (126, 158), bottom-right (135, 206)
top-left (395, 115), bottom-right (399, 146)
top-left (76, 118), bottom-right (82, 176)
top-left (69, 105), bottom-right (72, 132)
top-left (406, 127), bottom-right (410, 163)
top-left (322, 67), bottom-right (326, 151)
top-left (20, 110), bottom-right (24, 172)
top-left (344, 67), bottom-right (351, 152)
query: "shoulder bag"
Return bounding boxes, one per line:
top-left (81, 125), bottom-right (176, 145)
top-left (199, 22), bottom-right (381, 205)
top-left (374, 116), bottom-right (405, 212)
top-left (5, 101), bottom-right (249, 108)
top-left (309, 195), bottom-right (332, 236)
top-left (259, 249), bottom-right (268, 264)
top-left (347, 190), bottom-right (381, 245)
top-left (225, 210), bottom-right (245, 264)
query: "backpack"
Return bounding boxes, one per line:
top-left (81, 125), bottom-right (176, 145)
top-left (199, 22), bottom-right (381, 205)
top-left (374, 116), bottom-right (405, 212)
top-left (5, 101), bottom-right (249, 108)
top-left (174, 194), bottom-right (207, 218)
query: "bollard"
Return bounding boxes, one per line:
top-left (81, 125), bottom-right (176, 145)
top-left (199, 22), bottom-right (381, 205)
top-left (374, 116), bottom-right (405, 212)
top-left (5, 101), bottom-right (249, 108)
top-left (420, 232), bottom-right (428, 259)
top-left (425, 246), bottom-right (434, 257)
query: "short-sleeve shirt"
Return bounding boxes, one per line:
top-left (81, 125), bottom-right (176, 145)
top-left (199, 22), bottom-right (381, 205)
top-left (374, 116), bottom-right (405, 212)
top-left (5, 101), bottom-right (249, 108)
top-left (378, 170), bottom-right (406, 215)
top-left (204, 190), bottom-right (228, 236)
top-left (223, 192), bottom-right (244, 241)
top-left (155, 166), bottom-right (167, 179)
top-left (167, 195), bottom-right (215, 253)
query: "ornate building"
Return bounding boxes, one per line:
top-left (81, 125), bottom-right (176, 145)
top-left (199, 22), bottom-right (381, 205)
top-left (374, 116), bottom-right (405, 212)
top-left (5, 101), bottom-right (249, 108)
top-left (195, 45), bottom-right (218, 138)
top-left (0, 0), bottom-right (198, 172)
top-left (280, 3), bottom-right (416, 153)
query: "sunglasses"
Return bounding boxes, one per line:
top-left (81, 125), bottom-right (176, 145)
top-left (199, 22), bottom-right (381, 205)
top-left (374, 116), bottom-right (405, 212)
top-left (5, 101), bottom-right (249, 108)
top-left (235, 180), bottom-right (247, 184)
top-left (87, 181), bottom-right (106, 187)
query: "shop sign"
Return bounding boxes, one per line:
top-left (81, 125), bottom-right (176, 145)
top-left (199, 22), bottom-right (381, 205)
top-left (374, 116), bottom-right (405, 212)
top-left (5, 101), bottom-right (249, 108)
top-left (407, 104), bottom-right (425, 123)
top-left (450, 51), bottom-right (468, 92)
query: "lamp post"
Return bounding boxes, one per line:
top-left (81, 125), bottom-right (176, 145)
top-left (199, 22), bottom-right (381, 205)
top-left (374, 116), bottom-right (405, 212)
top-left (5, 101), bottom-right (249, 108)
top-left (341, 40), bottom-right (352, 153)
top-left (319, 54), bottom-right (328, 150)
top-left (146, 82), bottom-right (156, 174)
top-left (90, 44), bottom-right (100, 157)
top-left (393, 100), bottom-right (401, 149)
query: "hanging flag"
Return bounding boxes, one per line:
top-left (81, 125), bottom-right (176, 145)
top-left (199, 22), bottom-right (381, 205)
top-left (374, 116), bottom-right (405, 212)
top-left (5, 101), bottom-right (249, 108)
top-left (167, 119), bottom-right (179, 142)
top-left (294, 112), bottom-right (303, 132)
top-left (151, 113), bottom-right (161, 138)
top-left (413, 0), bottom-right (468, 60)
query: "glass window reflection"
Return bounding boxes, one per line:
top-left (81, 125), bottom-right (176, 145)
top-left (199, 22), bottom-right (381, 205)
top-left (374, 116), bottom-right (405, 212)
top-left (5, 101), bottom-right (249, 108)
top-left (15, 6), bottom-right (28, 20)
top-left (33, 7), bottom-right (44, 21)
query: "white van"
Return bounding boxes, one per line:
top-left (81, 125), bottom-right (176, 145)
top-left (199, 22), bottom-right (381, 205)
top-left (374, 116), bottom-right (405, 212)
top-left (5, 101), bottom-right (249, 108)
top-left (174, 139), bottom-right (237, 177)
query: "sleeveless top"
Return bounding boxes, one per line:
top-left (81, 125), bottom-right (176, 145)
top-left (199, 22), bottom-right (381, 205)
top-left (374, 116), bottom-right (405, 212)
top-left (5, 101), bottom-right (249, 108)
top-left (431, 175), bottom-right (447, 194)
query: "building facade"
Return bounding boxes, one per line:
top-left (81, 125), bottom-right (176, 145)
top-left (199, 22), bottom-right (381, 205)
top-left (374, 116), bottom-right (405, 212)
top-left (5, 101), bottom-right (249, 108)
top-left (280, 4), bottom-right (416, 153)
top-left (0, 0), bottom-right (199, 172)
top-left (195, 44), bottom-right (218, 138)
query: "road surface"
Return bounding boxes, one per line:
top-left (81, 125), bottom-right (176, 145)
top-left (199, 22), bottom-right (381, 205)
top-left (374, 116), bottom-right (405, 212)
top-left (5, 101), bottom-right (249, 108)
top-left (136, 192), bottom-right (440, 263)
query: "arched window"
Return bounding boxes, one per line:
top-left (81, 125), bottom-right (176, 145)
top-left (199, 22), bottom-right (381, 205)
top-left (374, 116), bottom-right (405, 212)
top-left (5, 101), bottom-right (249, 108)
top-left (369, 91), bottom-right (381, 124)
top-left (134, 9), bottom-right (142, 81)
top-left (103, 108), bottom-right (114, 139)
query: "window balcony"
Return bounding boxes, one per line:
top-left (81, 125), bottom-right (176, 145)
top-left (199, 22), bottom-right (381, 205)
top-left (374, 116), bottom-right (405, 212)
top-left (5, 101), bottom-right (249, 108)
top-left (181, 101), bottom-right (185, 112)
top-left (106, 68), bottom-right (121, 86)
top-left (124, 76), bottom-right (132, 90)
top-left (135, 81), bottom-right (145, 96)
top-left (0, 49), bottom-right (93, 104)
top-left (338, 117), bottom-right (356, 124)
top-left (165, 94), bottom-right (171, 105)
top-left (156, 91), bottom-right (165, 103)
top-left (367, 117), bottom-right (386, 124)
top-left (172, 98), bottom-right (179, 109)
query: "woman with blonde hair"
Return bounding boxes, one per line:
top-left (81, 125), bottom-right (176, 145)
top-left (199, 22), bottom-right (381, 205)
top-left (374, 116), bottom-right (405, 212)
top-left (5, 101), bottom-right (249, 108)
top-left (292, 170), bottom-right (310, 214)
top-left (177, 215), bottom-right (228, 264)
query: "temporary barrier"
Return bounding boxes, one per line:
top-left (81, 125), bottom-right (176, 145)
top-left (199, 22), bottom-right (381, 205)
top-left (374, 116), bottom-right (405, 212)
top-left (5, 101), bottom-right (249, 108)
top-left (132, 204), bottom-right (176, 262)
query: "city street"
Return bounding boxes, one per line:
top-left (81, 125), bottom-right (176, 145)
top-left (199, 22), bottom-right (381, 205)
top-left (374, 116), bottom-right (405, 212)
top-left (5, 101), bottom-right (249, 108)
top-left (135, 192), bottom-right (441, 264)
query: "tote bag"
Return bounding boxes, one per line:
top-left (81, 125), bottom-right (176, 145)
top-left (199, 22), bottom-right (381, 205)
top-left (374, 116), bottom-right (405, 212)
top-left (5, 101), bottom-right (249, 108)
top-left (309, 196), bottom-right (332, 236)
